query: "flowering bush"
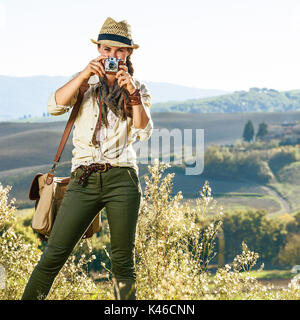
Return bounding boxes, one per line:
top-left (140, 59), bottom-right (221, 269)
top-left (1, 160), bottom-right (300, 300)
top-left (0, 183), bottom-right (109, 300)
top-left (135, 160), bottom-right (223, 299)
top-left (134, 160), bottom-right (300, 300)
top-left (0, 185), bottom-right (41, 299)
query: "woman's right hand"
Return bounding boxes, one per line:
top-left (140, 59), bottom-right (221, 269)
top-left (80, 55), bottom-right (107, 80)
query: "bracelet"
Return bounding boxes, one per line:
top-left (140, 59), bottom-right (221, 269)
top-left (128, 88), bottom-right (142, 106)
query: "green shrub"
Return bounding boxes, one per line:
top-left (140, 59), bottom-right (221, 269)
top-left (1, 162), bottom-right (300, 300)
top-left (278, 234), bottom-right (300, 267)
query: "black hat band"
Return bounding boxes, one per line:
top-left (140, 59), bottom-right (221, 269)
top-left (97, 33), bottom-right (133, 46)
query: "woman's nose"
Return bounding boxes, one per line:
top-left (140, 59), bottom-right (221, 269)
top-left (109, 52), bottom-right (117, 58)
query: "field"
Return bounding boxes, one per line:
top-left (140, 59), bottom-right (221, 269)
top-left (1, 111), bottom-right (300, 217)
top-left (1, 111), bottom-right (300, 170)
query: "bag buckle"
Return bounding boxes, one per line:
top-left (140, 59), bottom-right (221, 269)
top-left (50, 161), bottom-right (59, 175)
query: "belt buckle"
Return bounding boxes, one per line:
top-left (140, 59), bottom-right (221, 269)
top-left (98, 163), bottom-right (107, 173)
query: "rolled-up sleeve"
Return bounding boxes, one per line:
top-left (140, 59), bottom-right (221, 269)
top-left (47, 72), bottom-right (80, 116)
top-left (131, 81), bottom-right (154, 142)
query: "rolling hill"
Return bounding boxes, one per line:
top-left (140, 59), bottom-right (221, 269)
top-left (1, 111), bottom-right (300, 216)
top-left (151, 88), bottom-right (300, 113)
top-left (0, 75), bottom-right (228, 120)
top-left (1, 111), bottom-right (300, 172)
top-left (2, 75), bottom-right (300, 122)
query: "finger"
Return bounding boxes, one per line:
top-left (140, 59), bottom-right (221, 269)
top-left (115, 72), bottom-right (126, 80)
top-left (94, 55), bottom-right (108, 62)
top-left (91, 60), bottom-right (105, 72)
top-left (118, 79), bottom-right (128, 88)
top-left (93, 56), bottom-right (107, 68)
top-left (90, 61), bottom-right (105, 74)
top-left (90, 61), bottom-right (104, 71)
top-left (90, 64), bottom-right (103, 76)
top-left (90, 66), bottom-right (102, 78)
top-left (90, 65), bottom-right (103, 77)
top-left (118, 75), bottom-right (128, 82)
top-left (91, 60), bottom-right (103, 66)
top-left (116, 69), bottom-right (127, 78)
top-left (117, 76), bottom-right (124, 85)
top-left (118, 64), bottom-right (128, 72)
top-left (117, 76), bottom-right (128, 86)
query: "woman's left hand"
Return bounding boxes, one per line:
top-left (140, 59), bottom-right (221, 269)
top-left (116, 64), bottom-right (137, 95)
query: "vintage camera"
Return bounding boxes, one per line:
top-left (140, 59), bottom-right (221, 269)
top-left (104, 57), bottom-right (124, 75)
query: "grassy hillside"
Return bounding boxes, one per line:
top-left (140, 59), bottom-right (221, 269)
top-left (1, 143), bottom-right (300, 217)
top-left (3, 86), bottom-right (300, 122)
top-left (0, 75), bottom-right (228, 120)
top-left (1, 112), bottom-right (300, 216)
top-left (0, 127), bottom-right (74, 171)
top-left (1, 111), bottom-right (300, 173)
top-left (151, 88), bottom-right (300, 113)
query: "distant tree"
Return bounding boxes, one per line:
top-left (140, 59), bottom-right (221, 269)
top-left (243, 120), bottom-right (255, 142)
top-left (222, 209), bottom-right (287, 268)
top-left (286, 211), bottom-right (300, 234)
top-left (256, 122), bottom-right (268, 140)
top-left (268, 148), bottom-right (298, 174)
top-left (278, 234), bottom-right (300, 267)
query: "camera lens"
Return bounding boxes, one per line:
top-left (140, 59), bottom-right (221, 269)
top-left (109, 62), bottom-right (116, 69)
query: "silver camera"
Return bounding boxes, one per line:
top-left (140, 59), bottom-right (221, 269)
top-left (104, 57), bottom-right (124, 74)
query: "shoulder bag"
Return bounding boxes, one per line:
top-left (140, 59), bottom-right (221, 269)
top-left (28, 78), bottom-right (102, 241)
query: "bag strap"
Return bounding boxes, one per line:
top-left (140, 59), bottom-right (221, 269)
top-left (46, 78), bottom-right (90, 185)
top-left (53, 78), bottom-right (90, 164)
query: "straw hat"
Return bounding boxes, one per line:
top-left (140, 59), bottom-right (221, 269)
top-left (91, 17), bottom-right (139, 49)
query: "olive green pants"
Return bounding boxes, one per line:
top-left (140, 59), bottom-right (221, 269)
top-left (21, 166), bottom-right (142, 300)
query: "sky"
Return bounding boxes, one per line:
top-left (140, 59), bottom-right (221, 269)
top-left (1, 0), bottom-right (300, 91)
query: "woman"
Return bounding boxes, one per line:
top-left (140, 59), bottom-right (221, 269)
top-left (21, 17), bottom-right (153, 300)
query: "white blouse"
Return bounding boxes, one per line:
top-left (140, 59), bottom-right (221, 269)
top-left (71, 108), bottom-right (118, 172)
top-left (47, 73), bottom-right (153, 177)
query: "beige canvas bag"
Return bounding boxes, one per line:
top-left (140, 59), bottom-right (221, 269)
top-left (28, 79), bottom-right (102, 241)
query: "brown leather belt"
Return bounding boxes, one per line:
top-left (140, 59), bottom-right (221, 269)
top-left (77, 163), bottom-right (115, 185)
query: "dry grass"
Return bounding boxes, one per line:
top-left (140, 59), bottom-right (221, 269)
top-left (0, 160), bottom-right (300, 300)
